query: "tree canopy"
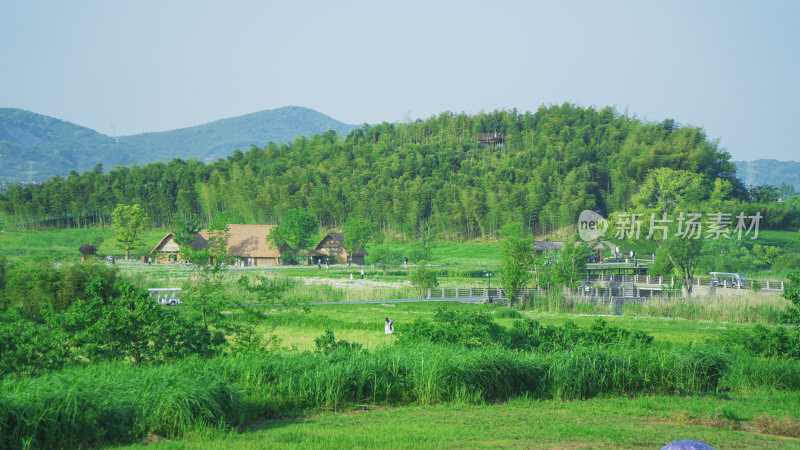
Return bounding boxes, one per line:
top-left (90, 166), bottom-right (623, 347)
top-left (4, 104), bottom-right (782, 237)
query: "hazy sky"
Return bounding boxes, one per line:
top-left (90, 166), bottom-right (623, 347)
top-left (1, 0), bottom-right (798, 161)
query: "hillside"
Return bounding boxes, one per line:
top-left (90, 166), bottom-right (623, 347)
top-left (0, 108), bottom-right (133, 182)
top-left (0, 106), bottom-right (357, 182)
top-left (117, 106), bottom-right (359, 163)
top-left (2, 105), bottom-right (755, 237)
top-left (733, 159), bottom-right (800, 190)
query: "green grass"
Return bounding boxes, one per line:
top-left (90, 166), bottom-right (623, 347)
top-left (369, 240), bottom-right (502, 267)
top-left (4, 343), bottom-right (800, 448)
top-left (132, 393), bottom-right (800, 448)
top-left (0, 227), bottom-right (169, 260)
top-left (3, 299), bottom-right (800, 448)
top-left (747, 230), bottom-right (800, 254)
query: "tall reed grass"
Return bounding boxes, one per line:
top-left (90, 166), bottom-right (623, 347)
top-left (2, 343), bottom-right (798, 448)
top-left (525, 292), bottom-right (788, 324)
top-left (620, 294), bottom-right (787, 324)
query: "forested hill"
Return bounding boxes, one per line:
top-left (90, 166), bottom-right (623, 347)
top-left (733, 160), bottom-right (800, 191)
top-left (0, 106), bottom-right (357, 182)
top-left (1, 104), bottom-right (747, 237)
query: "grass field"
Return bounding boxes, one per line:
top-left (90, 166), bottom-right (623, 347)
top-left (133, 393), bottom-right (800, 448)
top-left (258, 301), bottom-right (754, 351)
top-left (0, 227), bottom-right (168, 260)
top-left (4, 298), bottom-right (800, 448)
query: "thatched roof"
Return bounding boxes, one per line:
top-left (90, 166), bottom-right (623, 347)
top-left (532, 241), bottom-right (565, 252)
top-left (150, 232), bottom-right (176, 255)
top-left (314, 232), bottom-right (368, 256)
top-left (192, 224), bottom-right (280, 258)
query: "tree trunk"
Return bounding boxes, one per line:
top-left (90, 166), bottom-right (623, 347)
top-left (125, 248), bottom-right (131, 260)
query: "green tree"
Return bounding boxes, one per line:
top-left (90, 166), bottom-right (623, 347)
top-left (660, 234), bottom-right (703, 296)
top-left (180, 214), bottom-right (232, 332)
top-left (409, 260), bottom-right (439, 298)
top-left (342, 215), bottom-right (381, 266)
top-left (367, 245), bottom-right (403, 275)
top-left (553, 241), bottom-right (590, 290)
top-left (752, 244), bottom-right (783, 267)
top-left (498, 222), bottom-right (533, 307)
top-left (111, 204), bottom-right (149, 260)
top-left (749, 184), bottom-right (780, 203)
top-left (700, 238), bottom-right (757, 273)
top-left (268, 208), bottom-right (318, 264)
top-left (234, 275), bottom-right (298, 352)
top-left (780, 273), bottom-right (800, 325)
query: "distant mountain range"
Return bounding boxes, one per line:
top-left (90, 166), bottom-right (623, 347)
top-left (0, 106), bottom-right (357, 182)
top-left (732, 160), bottom-right (800, 190)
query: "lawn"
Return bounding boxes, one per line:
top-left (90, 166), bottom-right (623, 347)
top-left (133, 393), bottom-right (800, 448)
top-left (0, 227), bottom-right (168, 260)
top-left (262, 301), bottom-right (751, 351)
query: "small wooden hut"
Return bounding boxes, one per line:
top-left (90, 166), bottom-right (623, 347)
top-left (311, 232), bottom-right (368, 265)
top-left (150, 232), bottom-right (183, 263)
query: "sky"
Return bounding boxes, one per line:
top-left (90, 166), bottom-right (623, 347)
top-left (1, 0), bottom-right (798, 161)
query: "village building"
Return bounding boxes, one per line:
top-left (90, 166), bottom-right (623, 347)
top-left (310, 232), bottom-right (368, 265)
top-left (149, 232), bottom-right (183, 263)
top-left (150, 224), bottom-right (282, 266)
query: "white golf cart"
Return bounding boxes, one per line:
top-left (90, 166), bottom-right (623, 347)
top-left (148, 288), bottom-right (183, 305)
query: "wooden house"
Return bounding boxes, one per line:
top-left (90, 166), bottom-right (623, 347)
top-left (150, 224), bottom-right (282, 266)
top-left (310, 232), bottom-right (368, 265)
top-left (150, 232), bottom-right (183, 263)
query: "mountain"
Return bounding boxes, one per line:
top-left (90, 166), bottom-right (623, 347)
top-left (117, 106), bottom-right (358, 164)
top-left (0, 106), bottom-right (357, 182)
top-left (2, 105), bottom-right (756, 235)
top-left (733, 159), bottom-right (800, 190)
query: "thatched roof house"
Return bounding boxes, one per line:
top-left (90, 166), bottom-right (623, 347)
top-left (150, 232), bottom-right (183, 263)
top-left (150, 224), bottom-right (283, 266)
top-left (311, 232), bottom-right (368, 265)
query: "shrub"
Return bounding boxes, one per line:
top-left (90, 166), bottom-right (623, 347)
top-left (398, 308), bottom-right (653, 352)
top-left (78, 244), bottom-right (98, 256)
top-left (399, 308), bottom-right (506, 348)
top-left (0, 278), bottom-right (223, 378)
top-left (719, 325), bottom-right (800, 359)
top-left (314, 330), bottom-right (363, 355)
top-left (780, 272), bottom-right (800, 325)
top-left (494, 307), bottom-right (522, 319)
top-left (409, 261), bottom-right (438, 298)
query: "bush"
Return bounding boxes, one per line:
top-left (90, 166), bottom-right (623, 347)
top-left (314, 330), bottom-right (363, 355)
top-left (399, 309), bottom-right (505, 348)
top-left (398, 308), bottom-right (653, 352)
top-left (494, 307), bottom-right (522, 319)
top-left (2, 258), bottom-right (119, 317)
top-left (719, 325), bottom-right (800, 359)
top-left (78, 244), bottom-right (98, 256)
top-left (0, 278), bottom-right (223, 378)
top-left (780, 272), bottom-right (800, 325)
